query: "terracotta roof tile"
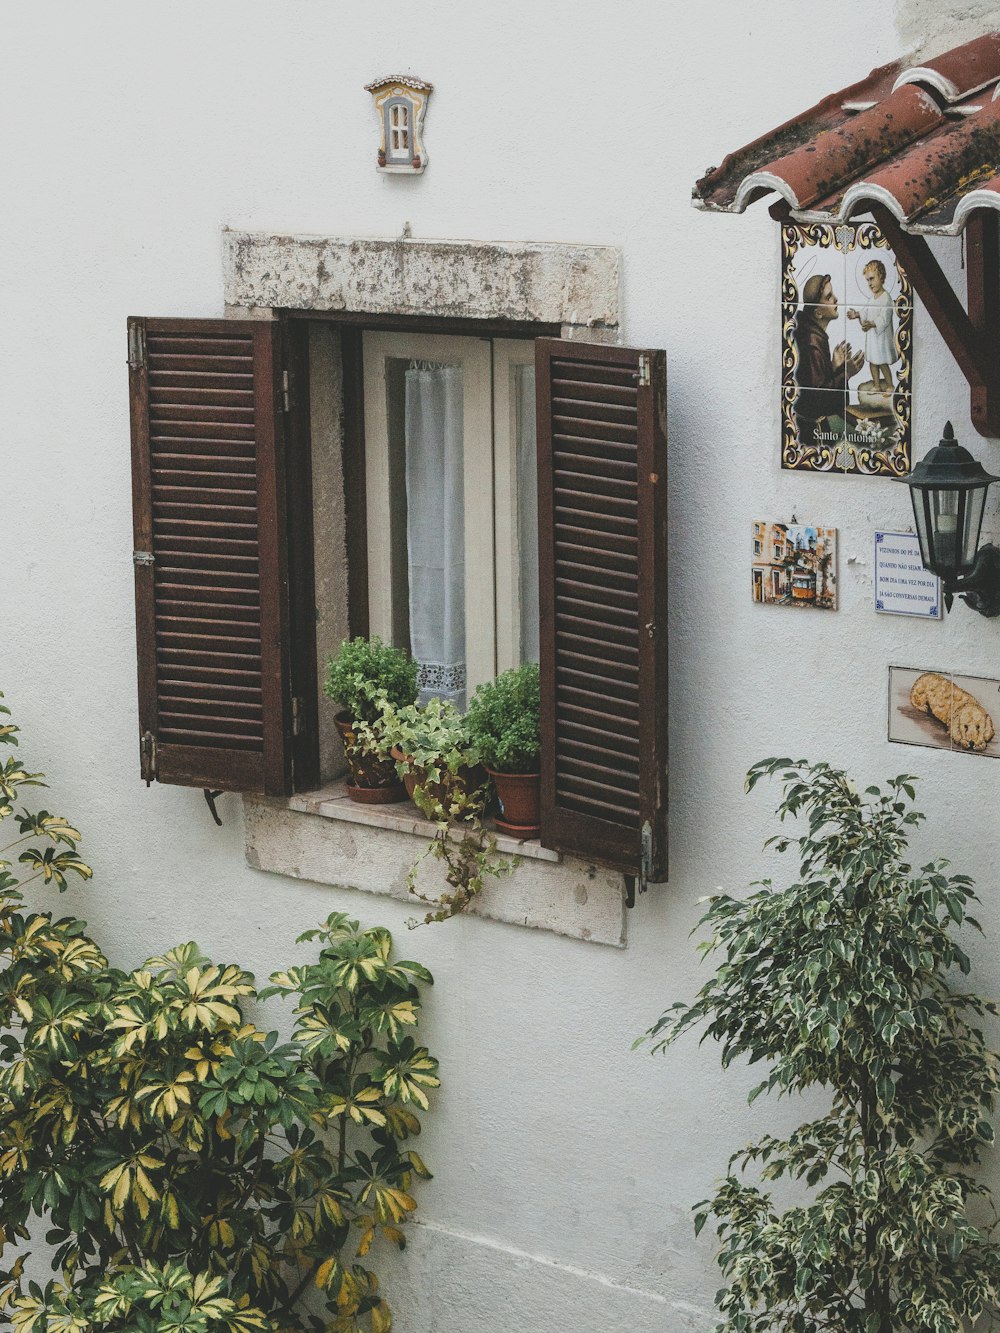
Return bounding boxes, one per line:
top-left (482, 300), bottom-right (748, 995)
top-left (695, 32), bottom-right (1000, 235)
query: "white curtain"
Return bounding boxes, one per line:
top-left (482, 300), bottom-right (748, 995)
top-left (405, 362), bottom-right (466, 707)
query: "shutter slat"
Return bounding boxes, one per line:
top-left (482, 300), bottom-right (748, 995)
top-left (149, 420), bottom-right (256, 441)
top-left (146, 335), bottom-right (254, 356)
top-left (551, 378), bottom-right (637, 406)
top-left (130, 316), bottom-right (290, 796)
top-left (551, 451), bottom-right (638, 482)
top-left (552, 433), bottom-right (638, 461)
top-left (537, 339), bottom-right (667, 880)
top-left (554, 469), bottom-right (638, 499)
top-left (158, 678), bottom-right (263, 702)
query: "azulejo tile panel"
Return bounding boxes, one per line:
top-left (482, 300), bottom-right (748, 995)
top-left (782, 221), bottom-right (912, 477)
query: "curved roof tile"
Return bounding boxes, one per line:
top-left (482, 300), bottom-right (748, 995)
top-left (695, 32), bottom-right (1000, 236)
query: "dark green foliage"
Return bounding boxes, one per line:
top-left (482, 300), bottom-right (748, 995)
top-left (0, 694), bottom-right (437, 1333)
top-left (646, 758), bottom-right (1000, 1332)
top-left (465, 663), bottom-right (540, 774)
top-left (324, 638), bottom-right (418, 724)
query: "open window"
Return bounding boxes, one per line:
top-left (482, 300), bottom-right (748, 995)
top-left (128, 315), bottom-right (667, 883)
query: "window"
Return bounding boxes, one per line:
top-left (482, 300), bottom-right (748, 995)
top-left (127, 318), bottom-right (667, 881)
top-left (384, 99), bottom-right (413, 165)
top-left (361, 332), bottom-right (537, 707)
top-left (753, 538), bottom-right (761, 555)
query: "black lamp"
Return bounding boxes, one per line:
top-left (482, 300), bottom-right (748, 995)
top-left (905, 421), bottom-right (1000, 617)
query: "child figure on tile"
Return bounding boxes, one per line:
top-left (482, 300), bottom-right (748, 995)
top-left (847, 260), bottom-right (898, 391)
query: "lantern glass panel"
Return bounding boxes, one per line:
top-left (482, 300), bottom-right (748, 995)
top-left (912, 489), bottom-right (933, 568)
top-left (959, 485), bottom-right (988, 571)
top-left (929, 488), bottom-right (960, 574)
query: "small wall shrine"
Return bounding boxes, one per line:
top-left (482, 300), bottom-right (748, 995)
top-left (364, 75), bottom-right (432, 174)
top-left (782, 222), bottom-right (912, 477)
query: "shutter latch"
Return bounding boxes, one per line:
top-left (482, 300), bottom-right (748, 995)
top-left (291, 696), bottom-right (303, 736)
top-left (133, 550), bottom-right (155, 568)
top-left (636, 354), bottom-right (651, 387)
top-left (140, 730), bottom-right (157, 786)
top-left (127, 323), bottom-right (146, 371)
top-left (282, 369), bottom-right (292, 413)
top-left (641, 820), bottom-right (654, 883)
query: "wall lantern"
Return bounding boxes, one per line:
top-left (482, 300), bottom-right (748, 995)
top-left (905, 421), bottom-right (1000, 617)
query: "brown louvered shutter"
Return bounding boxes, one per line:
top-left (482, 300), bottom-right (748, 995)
top-left (535, 338), bottom-right (667, 884)
top-left (128, 317), bottom-right (291, 796)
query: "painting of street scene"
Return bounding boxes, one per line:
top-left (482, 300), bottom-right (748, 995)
top-left (781, 221), bottom-right (912, 476)
top-left (752, 521), bottom-right (838, 610)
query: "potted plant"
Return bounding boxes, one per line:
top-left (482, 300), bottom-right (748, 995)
top-left (466, 662), bottom-right (541, 837)
top-left (378, 695), bottom-right (487, 818)
top-left (323, 635), bottom-right (417, 803)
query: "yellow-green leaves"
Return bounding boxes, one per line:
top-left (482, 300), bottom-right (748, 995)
top-left (0, 696), bottom-right (436, 1333)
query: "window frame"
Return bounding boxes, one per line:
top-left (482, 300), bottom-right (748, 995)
top-left (359, 329), bottom-right (496, 699)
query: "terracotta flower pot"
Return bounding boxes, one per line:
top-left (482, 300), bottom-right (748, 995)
top-left (334, 711), bottom-right (406, 804)
top-left (391, 746), bottom-right (487, 817)
top-left (488, 768), bottom-right (541, 838)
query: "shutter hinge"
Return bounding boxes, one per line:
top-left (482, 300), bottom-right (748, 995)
top-left (127, 323), bottom-right (147, 371)
top-left (282, 369), bottom-right (291, 413)
top-left (140, 730), bottom-right (157, 786)
top-left (637, 354), bottom-right (651, 388)
top-left (291, 696), bottom-right (303, 736)
top-left (133, 550), bottom-right (155, 568)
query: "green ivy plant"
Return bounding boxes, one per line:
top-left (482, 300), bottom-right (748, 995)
top-left (353, 695), bottom-right (519, 927)
top-left (465, 663), bottom-right (540, 774)
top-left (324, 638), bottom-right (418, 726)
top-left (645, 758), bottom-right (1000, 1333)
top-left (370, 696), bottom-right (480, 793)
top-left (0, 693), bottom-right (438, 1333)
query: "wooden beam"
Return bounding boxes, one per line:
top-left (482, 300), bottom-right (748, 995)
top-left (871, 204), bottom-right (1000, 438)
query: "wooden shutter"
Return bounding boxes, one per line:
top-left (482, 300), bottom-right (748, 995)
top-left (535, 338), bottom-right (668, 883)
top-left (128, 317), bottom-right (291, 796)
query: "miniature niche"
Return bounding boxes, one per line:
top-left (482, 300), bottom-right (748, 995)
top-left (365, 76), bottom-right (433, 174)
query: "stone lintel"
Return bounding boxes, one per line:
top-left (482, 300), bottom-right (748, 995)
top-left (223, 231), bottom-right (621, 330)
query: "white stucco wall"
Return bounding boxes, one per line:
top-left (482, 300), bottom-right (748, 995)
top-left (3, 3), bottom-right (998, 1329)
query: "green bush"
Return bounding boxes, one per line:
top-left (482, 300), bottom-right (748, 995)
top-left (645, 758), bottom-right (1000, 1333)
top-left (324, 637), bottom-right (418, 725)
top-left (465, 663), bottom-right (540, 774)
top-left (0, 693), bottom-right (438, 1333)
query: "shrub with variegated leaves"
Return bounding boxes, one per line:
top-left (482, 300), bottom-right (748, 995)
top-left (645, 758), bottom-right (1000, 1333)
top-left (0, 693), bottom-right (438, 1333)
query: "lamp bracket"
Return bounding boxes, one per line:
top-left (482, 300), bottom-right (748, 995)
top-left (948, 543), bottom-right (1000, 618)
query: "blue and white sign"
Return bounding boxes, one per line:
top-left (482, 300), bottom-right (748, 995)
top-left (874, 531), bottom-right (941, 619)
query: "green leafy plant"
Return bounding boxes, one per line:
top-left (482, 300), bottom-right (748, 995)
top-left (324, 637), bottom-right (418, 726)
top-left (405, 780), bottom-right (518, 927)
top-left (377, 696), bottom-right (480, 791)
top-left (644, 758), bottom-right (1000, 1332)
top-left (465, 663), bottom-right (540, 774)
top-left (0, 693), bottom-right (438, 1333)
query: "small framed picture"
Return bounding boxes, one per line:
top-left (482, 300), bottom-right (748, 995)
top-left (752, 521), bottom-right (837, 609)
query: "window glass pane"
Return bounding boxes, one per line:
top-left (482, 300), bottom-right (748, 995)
top-left (515, 362), bottom-right (539, 664)
top-left (387, 359), bottom-right (467, 706)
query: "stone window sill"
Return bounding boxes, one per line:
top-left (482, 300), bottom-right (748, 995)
top-left (288, 781), bottom-right (561, 861)
top-left (243, 782), bottom-right (627, 947)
